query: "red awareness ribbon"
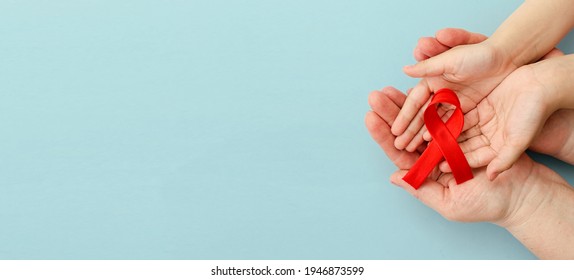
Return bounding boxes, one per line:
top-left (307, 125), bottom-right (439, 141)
top-left (403, 88), bottom-right (473, 189)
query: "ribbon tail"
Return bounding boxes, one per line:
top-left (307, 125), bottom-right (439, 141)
top-left (402, 141), bottom-right (443, 189)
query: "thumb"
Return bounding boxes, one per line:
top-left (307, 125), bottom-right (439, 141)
top-left (435, 28), bottom-right (488, 47)
top-left (403, 54), bottom-right (448, 78)
top-left (390, 170), bottom-right (447, 211)
top-left (486, 144), bottom-right (523, 180)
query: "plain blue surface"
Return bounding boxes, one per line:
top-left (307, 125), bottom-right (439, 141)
top-left (0, 0), bottom-right (572, 259)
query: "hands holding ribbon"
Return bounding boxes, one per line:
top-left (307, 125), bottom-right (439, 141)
top-left (403, 28), bottom-right (574, 177)
top-left (417, 30), bottom-right (574, 180)
top-left (366, 88), bottom-right (544, 224)
top-left (366, 23), bottom-right (574, 259)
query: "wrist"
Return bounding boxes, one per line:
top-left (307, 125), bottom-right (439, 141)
top-left (481, 37), bottom-right (519, 76)
top-left (496, 162), bottom-right (560, 230)
top-left (500, 162), bottom-right (574, 259)
top-left (487, 0), bottom-right (574, 69)
top-left (532, 55), bottom-right (574, 112)
top-left (529, 109), bottom-right (574, 163)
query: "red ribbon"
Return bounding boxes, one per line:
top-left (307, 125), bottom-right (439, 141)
top-left (403, 88), bottom-right (473, 189)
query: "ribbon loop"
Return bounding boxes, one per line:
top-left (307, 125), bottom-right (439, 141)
top-left (403, 88), bottom-right (473, 189)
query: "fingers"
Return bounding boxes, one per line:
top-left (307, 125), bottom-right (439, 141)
top-left (390, 170), bottom-right (448, 211)
top-left (391, 80), bottom-right (431, 138)
top-left (368, 89), bottom-right (402, 127)
top-left (439, 131), bottom-right (493, 173)
top-left (436, 171), bottom-right (456, 187)
top-left (423, 130), bottom-right (431, 142)
top-left (404, 28), bottom-right (487, 78)
top-left (365, 111), bottom-right (395, 150)
top-left (439, 142), bottom-right (495, 173)
top-left (403, 52), bottom-right (448, 78)
top-left (397, 91), bottom-right (461, 150)
top-left (413, 29), bottom-right (488, 62)
top-left (486, 144), bottom-right (524, 180)
top-left (459, 108), bottom-right (480, 140)
top-left (394, 98), bottom-right (428, 150)
top-left (438, 160), bottom-right (451, 173)
top-left (435, 28), bottom-right (487, 47)
top-left (365, 111), bottom-right (418, 170)
top-left (366, 88), bottom-right (420, 169)
top-left (382, 86), bottom-right (407, 108)
top-left (405, 125), bottom-right (428, 152)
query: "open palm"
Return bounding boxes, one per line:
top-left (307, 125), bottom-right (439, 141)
top-left (391, 154), bottom-right (537, 224)
top-left (438, 57), bottom-right (571, 179)
top-left (366, 86), bottom-right (541, 224)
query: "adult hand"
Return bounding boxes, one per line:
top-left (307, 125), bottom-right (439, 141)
top-left (366, 86), bottom-right (547, 224)
top-left (366, 85), bottom-right (574, 259)
top-left (366, 87), bottom-right (438, 179)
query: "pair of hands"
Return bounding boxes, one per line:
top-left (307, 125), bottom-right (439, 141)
top-left (366, 83), bottom-right (565, 228)
top-left (391, 29), bottom-right (574, 180)
top-left (366, 28), bottom-right (573, 226)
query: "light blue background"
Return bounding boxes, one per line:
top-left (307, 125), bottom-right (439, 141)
top-left (1, 0), bottom-right (572, 259)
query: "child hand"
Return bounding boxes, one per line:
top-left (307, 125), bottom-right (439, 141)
top-left (391, 34), bottom-right (516, 151)
top-left (441, 55), bottom-right (568, 179)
